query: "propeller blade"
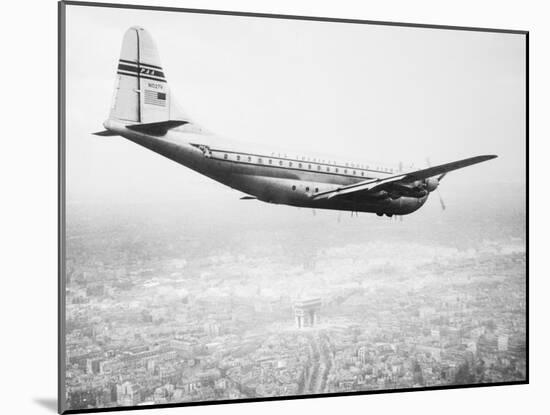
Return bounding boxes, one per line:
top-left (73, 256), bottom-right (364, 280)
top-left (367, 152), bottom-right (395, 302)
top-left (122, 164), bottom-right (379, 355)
top-left (427, 157), bottom-right (446, 211)
top-left (437, 189), bottom-right (446, 211)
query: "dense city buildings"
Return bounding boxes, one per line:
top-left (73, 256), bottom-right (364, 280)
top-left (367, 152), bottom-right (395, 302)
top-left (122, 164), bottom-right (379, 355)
top-left (64, 195), bottom-right (526, 410)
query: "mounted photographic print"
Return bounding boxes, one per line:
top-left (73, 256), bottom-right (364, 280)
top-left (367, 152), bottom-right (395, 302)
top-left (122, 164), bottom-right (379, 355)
top-left (58, 1), bottom-right (528, 413)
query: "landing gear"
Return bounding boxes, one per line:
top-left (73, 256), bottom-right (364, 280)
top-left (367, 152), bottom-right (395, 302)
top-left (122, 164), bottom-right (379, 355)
top-left (376, 212), bottom-right (383, 217)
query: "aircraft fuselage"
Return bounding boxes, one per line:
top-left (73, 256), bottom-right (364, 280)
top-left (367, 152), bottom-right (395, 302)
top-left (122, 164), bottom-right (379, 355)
top-left (105, 120), bottom-right (428, 215)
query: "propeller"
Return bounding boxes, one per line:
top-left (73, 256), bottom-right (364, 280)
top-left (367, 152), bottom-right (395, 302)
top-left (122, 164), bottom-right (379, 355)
top-left (436, 187), bottom-right (446, 211)
top-left (426, 158), bottom-right (447, 211)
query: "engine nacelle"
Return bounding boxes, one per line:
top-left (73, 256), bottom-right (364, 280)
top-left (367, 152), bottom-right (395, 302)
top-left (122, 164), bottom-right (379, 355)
top-left (425, 177), bottom-right (439, 192)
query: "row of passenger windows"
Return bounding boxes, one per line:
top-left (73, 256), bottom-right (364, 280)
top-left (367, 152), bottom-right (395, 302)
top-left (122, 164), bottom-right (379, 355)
top-left (292, 185), bottom-right (319, 193)
top-left (220, 153), bottom-right (388, 176)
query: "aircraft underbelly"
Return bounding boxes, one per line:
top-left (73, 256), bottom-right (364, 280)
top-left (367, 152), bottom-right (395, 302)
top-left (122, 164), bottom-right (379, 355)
top-left (221, 165), bottom-right (355, 204)
top-left (223, 169), bottom-right (427, 215)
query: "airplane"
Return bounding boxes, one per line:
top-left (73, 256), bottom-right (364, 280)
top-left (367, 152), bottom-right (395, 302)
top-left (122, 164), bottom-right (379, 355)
top-left (95, 27), bottom-right (497, 217)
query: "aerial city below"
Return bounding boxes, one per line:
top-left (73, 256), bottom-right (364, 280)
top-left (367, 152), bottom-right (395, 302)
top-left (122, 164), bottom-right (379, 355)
top-left (65, 192), bottom-right (526, 409)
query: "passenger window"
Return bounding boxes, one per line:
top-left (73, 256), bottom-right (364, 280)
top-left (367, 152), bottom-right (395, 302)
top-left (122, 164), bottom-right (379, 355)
top-left (361, 171), bottom-right (364, 176)
top-left (306, 187), bottom-right (310, 192)
top-left (224, 154), bottom-right (228, 159)
top-left (248, 156), bottom-right (252, 162)
top-left (258, 158), bottom-right (262, 163)
top-left (353, 170), bottom-right (356, 175)
top-left (315, 187), bottom-right (319, 193)
top-left (299, 163), bottom-right (302, 168)
top-left (236, 155), bottom-right (240, 161)
top-left (289, 162), bottom-right (293, 167)
top-left (317, 165), bottom-right (321, 171)
top-left (308, 164), bottom-right (312, 169)
top-left (269, 159), bottom-right (272, 164)
top-left (335, 168), bottom-right (339, 173)
top-left (344, 169), bottom-right (348, 174)
top-left (292, 185), bottom-right (296, 191)
top-left (326, 166), bottom-right (330, 172)
top-left (279, 160), bottom-right (283, 166)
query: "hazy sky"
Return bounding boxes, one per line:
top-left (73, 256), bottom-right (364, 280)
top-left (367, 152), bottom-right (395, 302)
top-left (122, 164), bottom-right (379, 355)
top-left (65, 4), bottom-right (526, 207)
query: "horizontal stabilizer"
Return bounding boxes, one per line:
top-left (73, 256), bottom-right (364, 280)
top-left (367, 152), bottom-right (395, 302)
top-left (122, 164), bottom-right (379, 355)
top-left (126, 120), bottom-right (188, 136)
top-left (92, 130), bottom-right (119, 137)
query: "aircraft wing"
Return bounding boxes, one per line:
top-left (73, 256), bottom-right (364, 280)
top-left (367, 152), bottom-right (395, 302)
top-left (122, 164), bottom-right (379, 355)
top-left (312, 155), bottom-right (497, 201)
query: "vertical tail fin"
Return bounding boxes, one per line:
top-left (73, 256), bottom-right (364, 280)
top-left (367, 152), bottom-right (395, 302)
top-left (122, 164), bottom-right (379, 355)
top-left (109, 26), bottom-right (188, 125)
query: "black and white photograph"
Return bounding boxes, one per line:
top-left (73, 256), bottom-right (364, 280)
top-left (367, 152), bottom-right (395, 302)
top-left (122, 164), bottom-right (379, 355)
top-left (58, 1), bottom-right (527, 413)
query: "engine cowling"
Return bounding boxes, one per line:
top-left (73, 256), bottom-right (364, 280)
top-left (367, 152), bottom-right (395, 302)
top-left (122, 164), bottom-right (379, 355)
top-left (425, 177), bottom-right (439, 192)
